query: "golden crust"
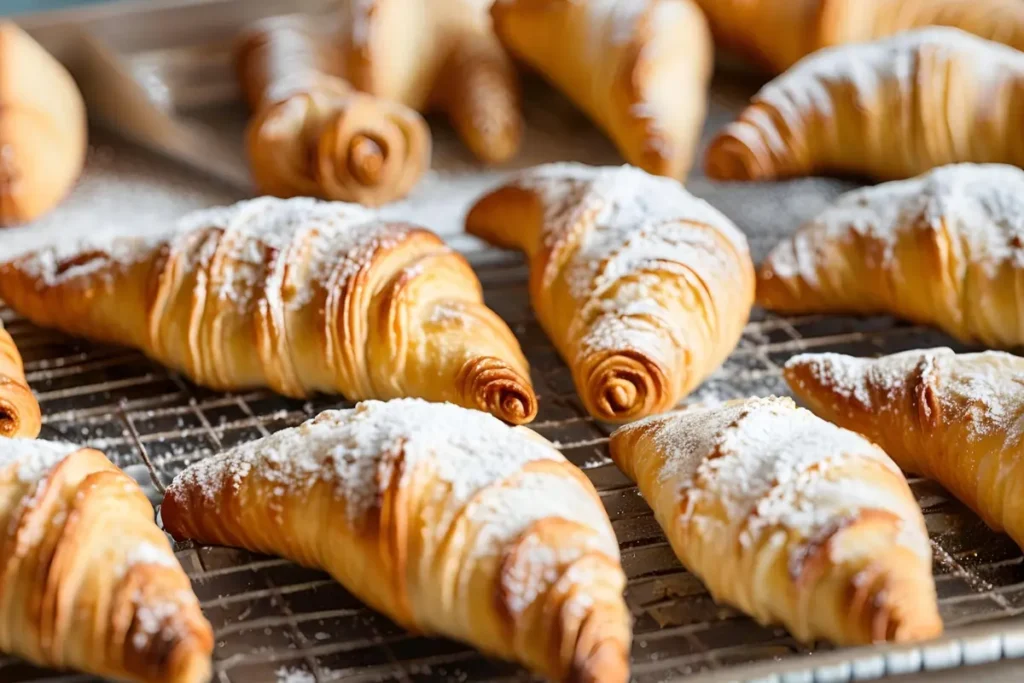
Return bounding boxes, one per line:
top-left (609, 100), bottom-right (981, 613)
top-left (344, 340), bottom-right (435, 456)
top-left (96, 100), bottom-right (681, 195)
top-left (0, 197), bottom-right (537, 424)
top-left (162, 400), bottom-right (629, 682)
top-left (0, 443), bottom-right (212, 682)
top-left (237, 16), bottom-right (430, 206)
top-left (491, 0), bottom-right (711, 180)
top-left (609, 397), bottom-right (942, 646)
top-left (0, 321), bottom-right (39, 438)
top-left (0, 22), bottom-right (86, 226)
top-left (466, 164), bottom-right (753, 422)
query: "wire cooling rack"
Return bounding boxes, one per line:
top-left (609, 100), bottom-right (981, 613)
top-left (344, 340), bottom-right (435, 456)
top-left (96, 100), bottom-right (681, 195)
top-left (5, 252), bottom-right (1024, 683)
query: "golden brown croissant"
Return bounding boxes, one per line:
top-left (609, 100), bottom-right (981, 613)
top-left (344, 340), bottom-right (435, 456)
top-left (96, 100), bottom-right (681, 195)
top-left (339, 0), bottom-right (522, 164)
top-left (0, 22), bottom-right (86, 226)
top-left (0, 320), bottom-right (40, 438)
top-left (0, 197), bottom-right (537, 424)
top-left (610, 396), bottom-right (942, 645)
top-left (786, 348), bottom-right (1024, 550)
top-left (491, 0), bottom-right (712, 180)
top-left (0, 439), bottom-right (213, 682)
top-left (163, 399), bottom-right (630, 683)
top-left (466, 163), bottom-right (754, 422)
top-left (237, 16), bottom-right (430, 206)
top-left (758, 163), bottom-right (1024, 347)
top-left (694, 0), bottom-right (1024, 74)
top-left (706, 28), bottom-right (1024, 182)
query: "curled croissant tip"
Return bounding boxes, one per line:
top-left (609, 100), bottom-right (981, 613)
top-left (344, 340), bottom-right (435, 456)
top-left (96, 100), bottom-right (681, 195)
top-left (460, 357), bottom-right (538, 424)
top-left (705, 130), bottom-right (764, 182)
top-left (569, 634), bottom-right (630, 683)
top-left (347, 133), bottom-right (387, 186)
top-left (586, 353), bottom-right (664, 423)
top-left (486, 382), bottom-right (538, 425)
top-left (168, 645), bottom-right (214, 683)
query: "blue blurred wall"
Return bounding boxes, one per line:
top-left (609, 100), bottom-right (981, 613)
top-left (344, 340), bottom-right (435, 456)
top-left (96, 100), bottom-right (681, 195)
top-left (4, 0), bottom-right (118, 15)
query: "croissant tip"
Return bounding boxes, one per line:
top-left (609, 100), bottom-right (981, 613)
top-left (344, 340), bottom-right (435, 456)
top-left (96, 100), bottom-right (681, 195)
top-left (705, 132), bottom-right (767, 182)
top-left (584, 352), bottom-right (666, 423)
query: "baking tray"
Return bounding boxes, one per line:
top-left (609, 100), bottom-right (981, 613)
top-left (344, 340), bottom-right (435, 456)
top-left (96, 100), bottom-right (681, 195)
top-left (5, 2), bottom-right (1024, 682)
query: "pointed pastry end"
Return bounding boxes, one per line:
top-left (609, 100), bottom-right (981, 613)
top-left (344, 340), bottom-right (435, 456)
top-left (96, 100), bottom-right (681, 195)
top-left (0, 386), bottom-right (42, 438)
top-left (166, 643), bottom-right (215, 683)
top-left (582, 351), bottom-right (668, 424)
top-left (569, 626), bottom-right (630, 683)
top-left (459, 357), bottom-right (538, 425)
top-left (705, 122), bottom-right (774, 182)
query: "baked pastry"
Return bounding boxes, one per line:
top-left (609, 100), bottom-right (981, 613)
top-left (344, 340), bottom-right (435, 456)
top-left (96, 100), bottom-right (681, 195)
top-left (0, 320), bottom-right (40, 438)
top-left (786, 348), bottom-right (1024, 549)
top-left (163, 399), bottom-right (631, 683)
top-left (237, 16), bottom-right (430, 206)
top-left (609, 396), bottom-right (942, 645)
top-left (0, 22), bottom-right (86, 226)
top-left (338, 0), bottom-right (522, 163)
top-left (466, 163), bottom-right (754, 422)
top-left (0, 197), bottom-right (537, 424)
top-left (694, 0), bottom-right (1024, 74)
top-left (0, 440), bottom-right (212, 682)
top-left (491, 0), bottom-right (712, 180)
top-left (706, 28), bottom-right (1024, 182)
top-left (758, 163), bottom-right (1024, 347)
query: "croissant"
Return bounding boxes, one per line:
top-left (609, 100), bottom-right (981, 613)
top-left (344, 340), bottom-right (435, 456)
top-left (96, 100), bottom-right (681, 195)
top-left (0, 320), bottom-right (40, 438)
top-left (706, 28), bottom-right (1024, 182)
top-left (0, 22), bottom-right (86, 226)
top-left (339, 0), bottom-right (522, 164)
top-left (0, 197), bottom-right (537, 424)
top-left (237, 16), bottom-right (430, 206)
top-left (609, 396), bottom-right (942, 645)
top-left (0, 439), bottom-right (213, 682)
top-left (757, 163), bottom-right (1024, 347)
top-left (163, 399), bottom-right (631, 683)
top-left (694, 0), bottom-right (1024, 74)
top-left (466, 163), bottom-right (755, 422)
top-left (786, 348), bottom-right (1024, 550)
top-left (491, 0), bottom-right (712, 180)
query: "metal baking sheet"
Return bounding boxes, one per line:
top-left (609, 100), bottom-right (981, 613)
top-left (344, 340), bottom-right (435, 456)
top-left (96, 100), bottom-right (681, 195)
top-left (5, 2), bottom-right (1024, 682)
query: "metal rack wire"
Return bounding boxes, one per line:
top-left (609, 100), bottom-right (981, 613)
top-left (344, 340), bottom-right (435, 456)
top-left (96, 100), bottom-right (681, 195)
top-left (5, 251), bottom-right (1024, 683)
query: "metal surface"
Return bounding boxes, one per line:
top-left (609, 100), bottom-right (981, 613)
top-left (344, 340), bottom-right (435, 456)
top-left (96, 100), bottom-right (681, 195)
top-left (5, 1), bottom-right (1024, 682)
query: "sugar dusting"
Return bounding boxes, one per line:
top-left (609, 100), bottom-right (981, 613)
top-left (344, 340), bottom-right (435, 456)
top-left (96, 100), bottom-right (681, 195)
top-left (511, 163), bottom-right (750, 362)
top-left (621, 396), bottom-right (930, 565)
top-left (787, 348), bottom-right (1024, 441)
top-left (169, 398), bottom-right (620, 618)
top-left (767, 164), bottom-right (1024, 287)
top-left (0, 439), bottom-right (78, 484)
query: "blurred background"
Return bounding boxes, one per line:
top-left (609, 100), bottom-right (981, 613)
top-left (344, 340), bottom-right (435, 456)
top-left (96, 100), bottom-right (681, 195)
top-left (6, 0), bottom-right (114, 14)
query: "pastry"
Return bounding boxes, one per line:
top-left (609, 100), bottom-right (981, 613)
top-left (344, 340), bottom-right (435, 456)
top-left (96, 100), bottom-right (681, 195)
top-left (706, 28), bottom-right (1024, 182)
top-left (237, 16), bottom-right (430, 206)
top-left (694, 0), bottom-right (1024, 74)
top-left (786, 348), bottom-right (1024, 549)
top-left (0, 197), bottom-right (537, 424)
top-left (491, 0), bottom-right (712, 180)
top-left (338, 0), bottom-right (522, 163)
top-left (757, 163), bottom-right (1024, 348)
top-left (0, 22), bottom-right (86, 226)
top-left (466, 163), bottom-right (754, 422)
top-left (0, 320), bottom-right (40, 438)
top-left (162, 399), bottom-right (631, 683)
top-left (0, 439), bottom-right (212, 682)
top-left (609, 396), bottom-right (942, 645)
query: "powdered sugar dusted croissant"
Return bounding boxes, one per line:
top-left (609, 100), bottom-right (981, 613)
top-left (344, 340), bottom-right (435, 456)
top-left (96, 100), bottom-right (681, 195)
top-left (491, 0), bottom-right (712, 179)
top-left (163, 399), bottom-right (630, 683)
top-left (758, 163), bottom-right (1024, 347)
top-left (340, 0), bottom-right (522, 164)
top-left (0, 22), bottom-right (86, 226)
top-left (0, 320), bottom-right (39, 438)
top-left (695, 0), bottom-right (1024, 74)
top-left (610, 396), bottom-right (942, 645)
top-left (786, 348), bottom-right (1024, 549)
top-left (0, 197), bottom-right (537, 424)
top-left (706, 28), bottom-right (1024, 182)
top-left (0, 440), bottom-right (212, 682)
top-left (467, 163), bottom-right (754, 422)
top-left (237, 15), bottom-right (430, 206)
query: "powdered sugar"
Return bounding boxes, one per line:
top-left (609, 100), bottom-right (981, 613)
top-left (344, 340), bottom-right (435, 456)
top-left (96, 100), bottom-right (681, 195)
top-left (168, 399), bottom-right (564, 524)
top-left (621, 396), bottom-right (929, 566)
top-left (122, 542), bottom-right (180, 576)
top-left (0, 439), bottom-right (78, 484)
top-left (767, 164), bottom-right (1024, 286)
top-left (511, 163), bottom-right (750, 359)
top-left (131, 591), bottom-right (189, 650)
